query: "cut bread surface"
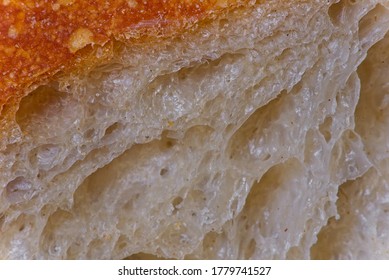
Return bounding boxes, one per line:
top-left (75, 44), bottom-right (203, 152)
top-left (1, 0), bottom-right (389, 259)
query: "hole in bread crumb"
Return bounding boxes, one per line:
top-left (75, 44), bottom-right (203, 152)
top-left (358, 4), bottom-right (388, 49)
top-left (172, 196), bottom-right (183, 207)
top-left (225, 124), bottom-right (235, 136)
top-left (113, 235), bottom-right (130, 254)
top-left (160, 168), bottom-right (168, 176)
top-left (29, 144), bottom-right (62, 171)
top-left (328, 1), bottom-right (344, 26)
top-left (230, 198), bottom-right (239, 216)
top-left (84, 128), bottom-right (96, 141)
top-left (66, 241), bottom-right (82, 259)
top-left (319, 116), bottom-right (333, 143)
top-left (40, 205), bottom-right (53, 218)
top-left (286, 246), bottom-right (301, 259)
top-left (172, 196), bottom-right (183, 214)
top-left (166, 140), bottom-right (175, 148)
top-left (6, 177), bottom-right (34, 204)
top-left (104, 122), bottom-right (120, 137)
top-left (219, 18), bottom-right (229, 30)
top-left (0, 214), bottom-right (4, 230)
top-left (16, 85), bottom-right (81, 140)
top-left (262, 153), bottom-right (271, 161)
top-left (86, 239), bottom-right (106, 258)
top-left (125, 252), bottom-right (168, 260)
top-left (244, 238), bottom-right (257, 259)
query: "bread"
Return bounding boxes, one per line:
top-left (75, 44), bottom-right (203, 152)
top-left (1, 0), bottom-right (389, 259)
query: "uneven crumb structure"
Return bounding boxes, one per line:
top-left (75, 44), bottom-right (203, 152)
top-left (1, 0), bottom-right (389, 259)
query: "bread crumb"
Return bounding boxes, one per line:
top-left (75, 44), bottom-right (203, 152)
top-left (127, 0), bottom-right (138, 8)
top-left (216, 0), bottom-right (229, 8)
top-left (58, 0), bottom-right (75, 6)
top-left (8, 25), bottom-right (18, 39)
top-left (68, 28), bottom-right (94, 53)
top-left (52, 3), bottom-right (60, 11)
top-left (52, 0), bottom-right (74, 10)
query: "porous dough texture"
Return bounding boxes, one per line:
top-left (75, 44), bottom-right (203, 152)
top-left (1, 0), bottom-right (389, 259)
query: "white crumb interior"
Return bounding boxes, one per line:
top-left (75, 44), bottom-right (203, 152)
top-left (1, 0), bottom-right (389, 259)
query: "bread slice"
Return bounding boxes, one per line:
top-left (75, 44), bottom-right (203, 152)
top-left (1, 0), bottom-right (389, 259)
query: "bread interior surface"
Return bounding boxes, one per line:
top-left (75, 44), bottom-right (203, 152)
top-left (1, 0), bottom-right (389, 259)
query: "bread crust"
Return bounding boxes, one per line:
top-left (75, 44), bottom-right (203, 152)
top-left (0, 0), bottom-right (248, 143)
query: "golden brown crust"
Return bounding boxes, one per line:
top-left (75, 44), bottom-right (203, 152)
top-left (0, 0), bottom-right (248, 142)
